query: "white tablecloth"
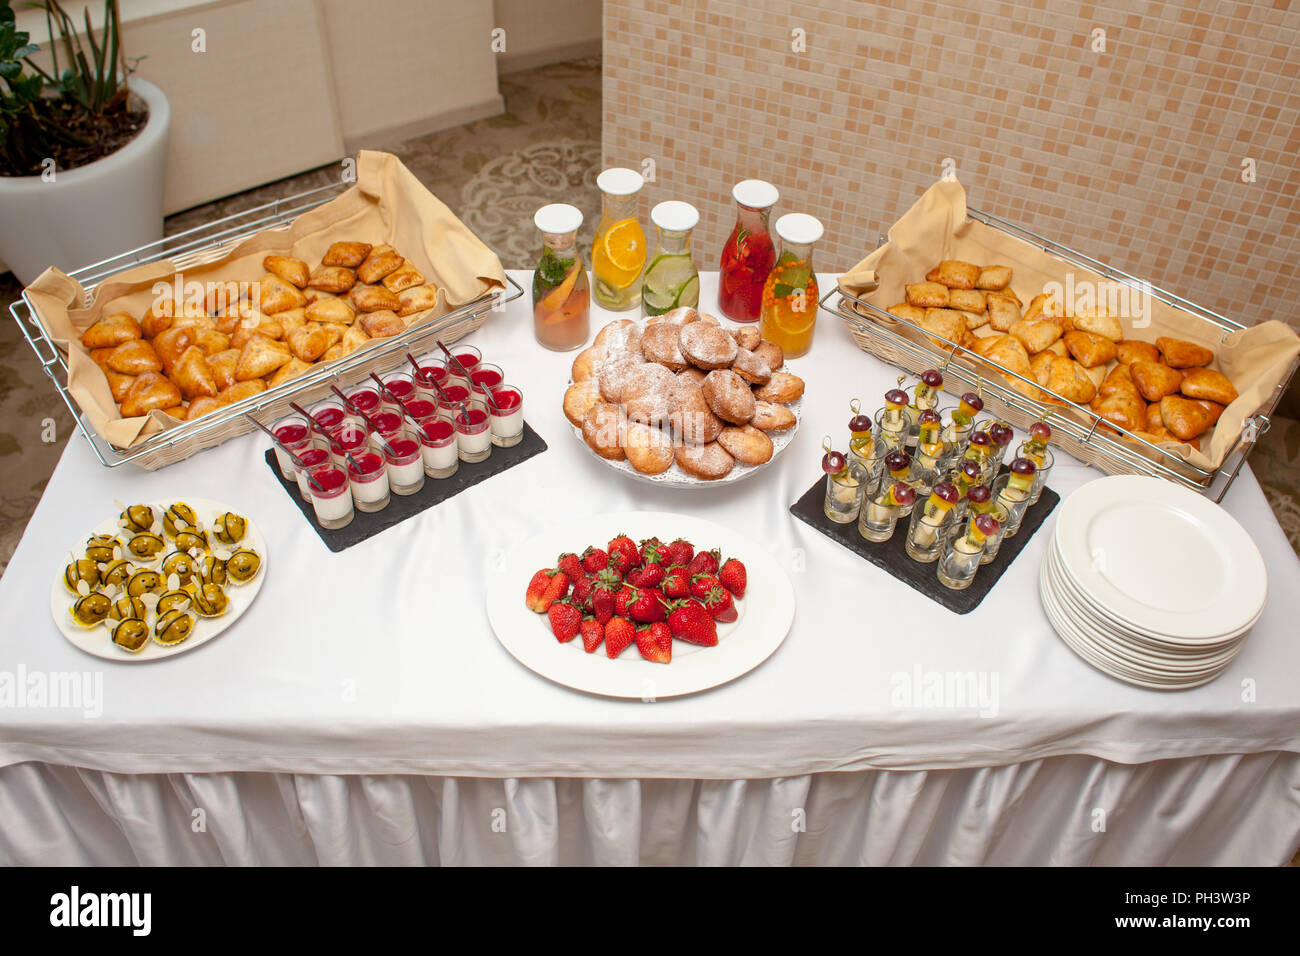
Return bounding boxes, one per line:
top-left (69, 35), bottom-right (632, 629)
top-left (2, 272), bottom-right (1298, 864)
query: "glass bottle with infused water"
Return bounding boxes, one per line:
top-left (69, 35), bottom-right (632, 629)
top-left (642, 201), bottom-right (700, 316)
top-left (760, 213), bottom-right (823, 358)
top-left (591, 168), bottom-right (647, 310)
top-left (718, 179), bottom-right (778, 322)
top-left (532, 203), bottom-right (590, 351)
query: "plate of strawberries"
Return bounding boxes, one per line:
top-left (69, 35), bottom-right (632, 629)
top-left (486, 511), bottom-right (795, 698)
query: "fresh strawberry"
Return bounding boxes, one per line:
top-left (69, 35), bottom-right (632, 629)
top-left (556, 552), bottom-right (584, 582)
top-left (689, 572), bottom-right (721, 602)
top-left (718, 557), bottom-right (748, 598)
top-left (628, 587), bottom-right (668, 623)
top-left (661, 567), bottom-right (692, 600)
top-left (569, 575), bottom-right (595, 612)
top-left (614, 584), bottom-right (638, 618)
top-left (663, 538), bottom-right (694, 568)
top-left (686, 548), bottom-right (720, 577)
top-left (580, 546), bottom-right (609, 573)
top-left (635, 622), bottom-right (673, 663)
top-left (700, 585), bottom-right (737, 623)
top-left (580, 616), bottom-right (604, 654)
top-left (525, 568), bottom-right (568, 613)
top-left (607, 534), bottom-right (639, 574)
top-left (633, 559), bottom-right (665, 589)
top-left (547, 599), bottom-right (582, 642)
top-left (590, 582), bottom-right (616, 625)
top-left (639, 537), bottom-right (665, 566)
top-left (604, 616), bottom-right (635, 658)
top-left (666, 599), bottom-right (718, 646)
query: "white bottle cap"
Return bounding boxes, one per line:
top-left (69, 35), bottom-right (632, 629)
top-left (775, 213), bottom-right (824, 245)
top-left (650, 201), bottom-right (700, 232)
top-left (596, 167), bottom-right (644, 196)
top-left (534, 203), bottom-right (583, 235)
top-left (732, 179), bottom-right (779, 209)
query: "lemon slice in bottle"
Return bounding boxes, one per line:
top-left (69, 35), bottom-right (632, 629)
top-left (595, 219), bottom-right (647, 289)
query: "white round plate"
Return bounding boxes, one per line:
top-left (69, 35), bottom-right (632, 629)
top-left (51, 498), bottom-right (268, 662)
top-left (568, 316), bottom-right (802, 488)
top-left (485, 511), bottom-right (795, 698)
top-left (1054, 476), bottom-right (1267, 641)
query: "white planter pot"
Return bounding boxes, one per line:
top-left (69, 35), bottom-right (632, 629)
top-left (0, 77), bottom-right (170, 286)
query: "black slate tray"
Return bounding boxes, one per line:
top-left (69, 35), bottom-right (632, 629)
top-left (790, 476), bottom-right (1059, 614)
top-left (266, 422), bottom-right (547, 552)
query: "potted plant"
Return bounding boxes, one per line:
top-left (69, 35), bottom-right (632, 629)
top-left (0, 0), bottom-right (169, 284)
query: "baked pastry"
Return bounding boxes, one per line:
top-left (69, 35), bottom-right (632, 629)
top-left (268, 356), bottom-right (312, 388)
top-left (356, 245), bottom-right (404, 285)
top-left (1023, 292), bottom-right (1064, 323)
top-left (669, 382), bottom-right (724, 444)
top-left (171, 346), bottom-right (218, 399)
top-left (905, 282), bottom-right (949, 309)
top-left (381, 261), bottom-right (425, 293)
top-left (208, 350), bottom-right (239, 392)
top-left (730, 347), bottom-right (772, 385)
top-left (597, 355), bottom-right (641, 404)
top-left (646, 306), bottom-right (698, 328)
top-left (703, 369), bottom-right (756, 424)
top-left (234, 335), bottom-right (292, 381)
top-left (105, 370), bottom-right (135, 403)
top-left (193, 328), bottom-right (232, 356)
top-left (753, 371), bottom-right (805, 403)
top-left (925, 260), bottom-right (980, 290)
top-left (1091, 391), bottom-right (1146, 434)
top-left (582, 403), bottom-right (625, 460)
top-left (106, 339), bottom-right (162, 375)
top-left (186, 396), bottom-right (221, 421)
top-left (308, 265), bottom-right (357, 295)
top-left (81, 312), bottom-right (142, 349)
top-left (1097, 362), bottom-right (1139, 399)
top-left (1129, 360), bottom-right (1183, 401)
top-left (1010, 318), bottom-right (1062, 355)
top-left (571, 345), bottom-right (605, 382)
top-left (887, 303), bottom-right (926, 324)
top-left (1179, 368), bottom-right (1238, 405)
top-left (230, 315), bottom-right (285, 352)
top-left (623, 422), bottom-right (675, 475)
top-left (258, 275), bottom-right (308, 314)
top-left (287, 324), bottom-right (332, 362)
top-left (1040, 355), bottom-right (1097, 404)
top-left (120, 372), bottom-right (182, 417)
top-left (679, 322), bottom-right (738, 369)
top-left (676, 367), bottom-right (707, 387)
top-left (976, 265), bottom-right (1012, 291)
top-left (1071, 310), bottom-right (1123, 342)
top-left (351, 284), bottom-right (401, 313)
top-left (948, 289), bottom-right (986, 313)
top-left (1116, 340), bottom-right (1160, 365)
top-left (986, 293), bottom-right (1021, 332)
top-left (674, 440), bottom-right (734, 480)
top-left (563, 380), bottom-right (603, 426)
top-left (262, 256), bottom-right (310, 288)
top-left (622, 363), bottom-right (677, 425)
top-left (1063, 330), bottom-right (1118, 368)
top-left (753, 340), bottom-right (784, 371)
top-left (731, 326), bottom-right (761, 350)
top-left (321, 241), bottom-right (372, 268)
top-left (1160, 394), bottom-right (1213, 441)
top-left (360, 310), bottom-right (404, 338)
top-left (640, 322), bottom-right (688, 370)
top-left (306, 296), bottom-right (356, 325)
top-left (717, 425), bottom-right (773, 465)
top-left (216, 379), bottom-right (267, 406)
top-left (397, 284), bottom-right (439, 316)
top-left (594, 319), bottom-right (642, 354)
top-left (750, 400), bottom-right (796, 431)
top-left (1156, 337), bottom-right (1213, 369)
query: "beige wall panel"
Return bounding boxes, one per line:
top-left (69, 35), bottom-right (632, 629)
top-left (493, 0), bottom-right (602, 72)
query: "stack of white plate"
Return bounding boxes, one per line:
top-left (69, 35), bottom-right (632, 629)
top-left (1040, 475), bottom-right (1267, 690)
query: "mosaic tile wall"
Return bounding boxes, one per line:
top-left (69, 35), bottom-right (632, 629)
top-left (602, 0), bottom-right (1300, 331)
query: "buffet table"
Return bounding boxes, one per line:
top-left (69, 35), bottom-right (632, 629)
top-left (2, 272), bottom-right (1299, 866)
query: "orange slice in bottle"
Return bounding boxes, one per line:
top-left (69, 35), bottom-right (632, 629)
top-left (541, 263), bottom-right (581, 311)
top-left (594, 219), bottom-right (647, 289)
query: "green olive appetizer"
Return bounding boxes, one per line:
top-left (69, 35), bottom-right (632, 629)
top-left (70, 591), bottom-right (112, 627)
top-left (157, 588), bottom-right (193, 614)
top-left (100, 558), bottom-right (134, 589)
top-left (225, 548), bottom-right (261, 584)
top-left (197, 554), bottom-right (227, 587)
top-left (126, 531), bottom-right (166, 561)
top-left (154, 608), bottom-right (195, 646)
top-left (119, 503), bottom-right (155, 534)
top-left (109, 594), bottom-right (147, 621)
top-left (111, 617), bottom-right (149, 653)
top-left (163, 502), bottom-right (198, 539)
top-left (212, 512), bottom-right (247, 545)
top-left (125, 568), bottom-right (164, 597)
top-left (189, 582), bottom-right (229, 618)
top-left (85, 534), bottom-right (120, 563)
top-left (161, 551), bottom-right (196, 585)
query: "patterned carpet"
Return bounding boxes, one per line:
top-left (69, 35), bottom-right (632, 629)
top-left (1, 55), bottom-right (1298, 578)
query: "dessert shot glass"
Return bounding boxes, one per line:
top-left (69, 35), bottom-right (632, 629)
top-left (874, 405), bottom-right (908, 451)
top-left (379, 370), bottom-right (417, 410)
top-left (384, 436), bottom-right (426, 496)
top-left (412, 354), bottom-right (449, 399)
top-left (455, 407), bottom-right (492, 463)
top-left (307, 398), bottom-right (348, 437)
top-left (488, 385), bottom-right (525, 448)
top-left (293, 437), bottom-right (334, 503)
top-left (270, 413), bottom-right (312, 480)
top-left (905, 482), bottom-right (961, 563)
top-left (824, 458), bottom-right (869, 524)
top-left (973, 501), bottom-right (1010, 566)
top-left (992, 469), bottom-right (1034, 539)
top-left (346, 450), bottom-right (391, 514)
top-left (418, 418), bottom-right (459, 478)
top-left (368, 408), bottom-right (406, 453)
top-left (437, 384), bottom-right (472, 423)
top-left (1016, 441), bottom-right (1055, 505)
top-left (858, 480), bottom-right (916, 543)
top-left (344, 384), bottom-right (383, 423)
top-left (403, 397), bottom-right (440, 434)
top-left (446, 345), bottom-right (481, 391)
top-left (468, 362), bottom-right (505, 413)
top-left (330, 421), bottom-right (370, 465)
top-left (307, 461), bottom-right (354, 530)
top-left (936, 517), bottom-right (994, 590)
